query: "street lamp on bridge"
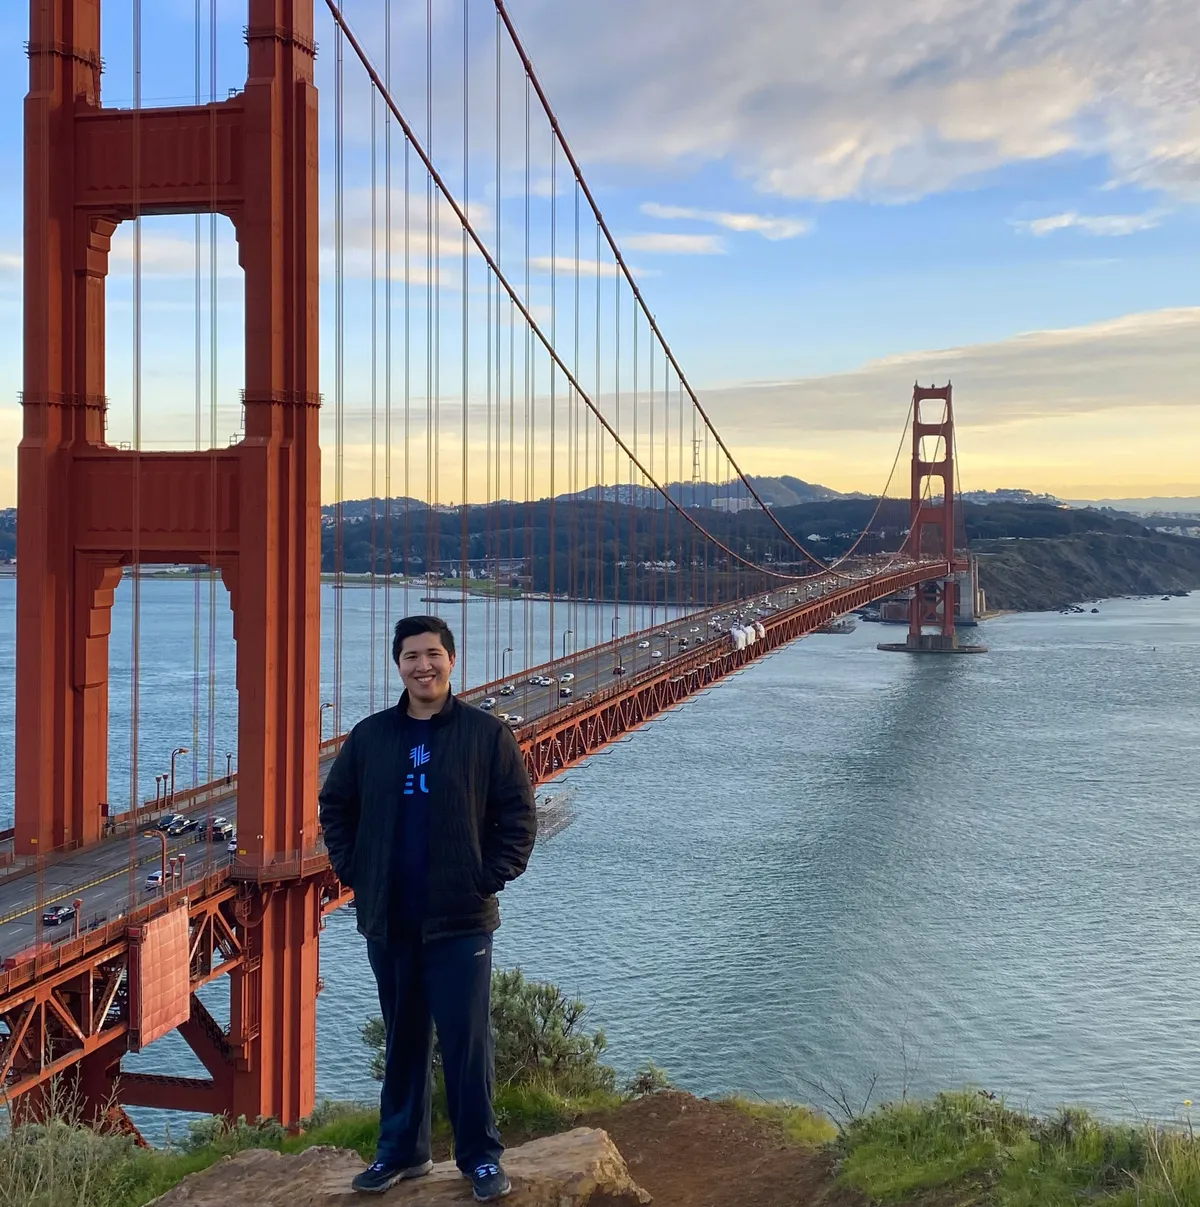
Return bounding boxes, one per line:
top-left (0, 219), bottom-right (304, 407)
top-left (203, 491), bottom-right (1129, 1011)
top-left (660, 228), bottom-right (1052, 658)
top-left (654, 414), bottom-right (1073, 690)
top-left (611, 615), bottom-right (621, 641)
top-left (501, 647), bottom-right (514, 680)
top-left (561, 629), bottom-right (573, 661)
top-left (320, 701), bottom-right (334, 741)
top-left (225, 752), bottom-right (234, 785)
top-left (169, 747), bottom-right (188, 810)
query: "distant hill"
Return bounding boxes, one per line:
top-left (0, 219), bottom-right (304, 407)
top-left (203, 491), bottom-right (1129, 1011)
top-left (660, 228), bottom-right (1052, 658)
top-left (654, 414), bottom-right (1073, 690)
top-left (1065, 496), bottom-right (1200, 516)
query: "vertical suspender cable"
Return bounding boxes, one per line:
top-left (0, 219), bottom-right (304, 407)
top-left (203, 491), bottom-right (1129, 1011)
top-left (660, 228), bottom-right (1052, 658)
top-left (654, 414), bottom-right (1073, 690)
top-left (370, 85), bottom-right (379, 713)
top-left (460, 0), bottom-right (470, 689)
top-left (334, 22), bottom-right (345, 734)
top-left (425, 0), bottom-right (434, 604)
top-left (384, 0), bottom-right (393, 699)
top-left (192, 0), bottom-right (203, 803)
top-left (127, 0), bottom-right (143, 905)
top-left (548, 135), bottom-right (557, 665)
top-left (404, 136), bottom-right (411, 619)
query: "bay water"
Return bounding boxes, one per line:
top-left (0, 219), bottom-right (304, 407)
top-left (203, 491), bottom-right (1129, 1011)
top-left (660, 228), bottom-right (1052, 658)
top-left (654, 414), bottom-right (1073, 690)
top-left (0, 577), bottom-right (1197, 1130)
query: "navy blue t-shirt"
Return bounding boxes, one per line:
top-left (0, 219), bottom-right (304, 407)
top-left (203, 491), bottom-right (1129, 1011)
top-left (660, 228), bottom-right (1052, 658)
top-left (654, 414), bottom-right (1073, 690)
top-left (390, 714), bottom-right (432, 936)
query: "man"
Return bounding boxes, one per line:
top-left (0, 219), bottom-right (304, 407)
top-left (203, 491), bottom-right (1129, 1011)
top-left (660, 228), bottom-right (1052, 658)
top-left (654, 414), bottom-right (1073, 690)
top-left (319, 615), bottom-right (536, 1201)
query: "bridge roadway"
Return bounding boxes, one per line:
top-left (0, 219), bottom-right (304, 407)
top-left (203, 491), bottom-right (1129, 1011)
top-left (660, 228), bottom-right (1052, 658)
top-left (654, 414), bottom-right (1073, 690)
top-left (0, 558), bottom-right (914, 961)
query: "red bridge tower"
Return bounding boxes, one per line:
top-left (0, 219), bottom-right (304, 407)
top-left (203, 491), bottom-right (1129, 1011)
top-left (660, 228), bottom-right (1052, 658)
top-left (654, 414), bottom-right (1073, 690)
top-left (905, 383), bottom-right (959, 649)
top-left (19, 0), bottom-right (324, 1124)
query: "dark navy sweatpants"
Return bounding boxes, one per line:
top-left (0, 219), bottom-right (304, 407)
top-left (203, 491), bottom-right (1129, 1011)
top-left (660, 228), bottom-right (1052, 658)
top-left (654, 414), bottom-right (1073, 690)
top-left (366, 931), bottom-right (502, 1174)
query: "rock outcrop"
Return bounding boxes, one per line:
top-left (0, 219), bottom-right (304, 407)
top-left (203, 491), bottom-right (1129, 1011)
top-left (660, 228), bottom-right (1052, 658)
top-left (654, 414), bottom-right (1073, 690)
top-left (148, 1127), bottom-right (651, 1206)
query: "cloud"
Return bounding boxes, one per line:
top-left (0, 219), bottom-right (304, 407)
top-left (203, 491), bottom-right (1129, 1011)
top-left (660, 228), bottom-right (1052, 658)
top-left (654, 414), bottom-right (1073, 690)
top-left (694, 306), bottom-right (1200, 494)
top-left (505, 0), bottom-right (1200, 202)
top-left (620, 232), bottom-right (725, 255)
top-left (1015, 211), bottom-right (1162, 236)
top-left (640, 203), bottom-right (810, 240)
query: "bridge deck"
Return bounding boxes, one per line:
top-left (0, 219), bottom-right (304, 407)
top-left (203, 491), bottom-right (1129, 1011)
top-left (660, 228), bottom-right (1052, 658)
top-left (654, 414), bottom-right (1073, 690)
top-left (0, 557), bottom-right (942, 964)
top-left (0, 557), bottom-right (947, 1102)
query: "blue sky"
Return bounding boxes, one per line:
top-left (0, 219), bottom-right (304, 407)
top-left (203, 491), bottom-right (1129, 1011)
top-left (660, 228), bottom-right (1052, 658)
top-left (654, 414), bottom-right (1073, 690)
top-left (2, 0), bottom-right (1198, 505)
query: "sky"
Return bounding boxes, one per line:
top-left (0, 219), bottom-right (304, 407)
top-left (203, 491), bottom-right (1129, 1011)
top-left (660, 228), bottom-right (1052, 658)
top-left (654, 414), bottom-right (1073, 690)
top-left (1, 0), bottom-right (1198, 507)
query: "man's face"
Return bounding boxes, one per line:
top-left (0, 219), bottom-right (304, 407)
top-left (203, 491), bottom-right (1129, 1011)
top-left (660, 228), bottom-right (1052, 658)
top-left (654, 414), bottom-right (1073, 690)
top-left (397, 632), bottom-right (455, 705)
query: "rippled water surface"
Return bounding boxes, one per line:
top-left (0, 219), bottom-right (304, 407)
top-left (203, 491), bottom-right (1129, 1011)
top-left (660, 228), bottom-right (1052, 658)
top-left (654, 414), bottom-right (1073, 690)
top-left (1, 580), bottom-right (1198, 1125)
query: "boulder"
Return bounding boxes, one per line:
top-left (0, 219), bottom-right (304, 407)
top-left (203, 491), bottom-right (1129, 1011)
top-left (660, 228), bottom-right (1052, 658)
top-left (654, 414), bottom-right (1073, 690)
top-left (148, 1127), bottom-right (651, 1206)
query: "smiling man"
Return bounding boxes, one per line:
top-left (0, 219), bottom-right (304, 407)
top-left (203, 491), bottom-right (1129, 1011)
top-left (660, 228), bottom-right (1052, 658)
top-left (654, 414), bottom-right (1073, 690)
top-left (319, 615), bottom-right (536, 1201)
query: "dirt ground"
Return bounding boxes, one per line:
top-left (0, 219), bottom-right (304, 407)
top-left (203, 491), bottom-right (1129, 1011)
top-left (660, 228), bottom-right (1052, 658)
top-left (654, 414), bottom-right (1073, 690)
top-left (426, 1090), bottom-right (868, 1206)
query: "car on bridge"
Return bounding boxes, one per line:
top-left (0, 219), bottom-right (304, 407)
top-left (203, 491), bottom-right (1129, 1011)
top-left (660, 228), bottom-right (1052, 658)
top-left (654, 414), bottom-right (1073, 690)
top-left (651, 651), bottom-right (663, 660)
top-left (527, 676), bottom-right (542, 685)
top-left (156, 813), bottom-right (185, 832)
top-left (612, 665), bottom-right (626, 675)
top-left (41, 903), bottom-right (75, 926)
top-left (202, 821), bottom-right (234, 842)
top-left (198, 816), bottom-right (231, 838)
top-left (227, 835), bottom-right (239, 854)
top-left (636, 640), bottom-right (650, 649)
top-left (480, 697), bottom-right (497, 710)
top-left (145, 870), bottom-right (164, 893)
top-left (559, 687), bottom-right (573, 698)
top-left (166, 815), bottom-right (198, 836)
top-left (498, 684), bottom-right (515, 695)
top-left (560, 672), bottom-right (574, 682)
top-left (506, 714), bottom-right (523, 727)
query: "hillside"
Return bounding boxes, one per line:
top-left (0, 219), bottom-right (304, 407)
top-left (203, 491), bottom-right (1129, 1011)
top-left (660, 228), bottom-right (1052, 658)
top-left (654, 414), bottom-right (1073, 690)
top-left (974, 530), bottom-right (1200, 612)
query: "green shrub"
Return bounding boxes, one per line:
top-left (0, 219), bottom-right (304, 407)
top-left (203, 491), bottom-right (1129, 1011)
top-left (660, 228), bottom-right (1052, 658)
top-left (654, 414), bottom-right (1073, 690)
top-left (180, 1113), bottom-right (287, 1155)
top-left (362, 966), bottom-right (616, 1098)
top-left (623, 1062), bottom-right (673, 1099)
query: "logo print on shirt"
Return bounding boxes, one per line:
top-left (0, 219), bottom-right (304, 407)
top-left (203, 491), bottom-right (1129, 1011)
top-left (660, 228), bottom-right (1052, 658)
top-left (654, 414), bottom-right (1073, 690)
top-left (404, 742), bottom-right (431, 795)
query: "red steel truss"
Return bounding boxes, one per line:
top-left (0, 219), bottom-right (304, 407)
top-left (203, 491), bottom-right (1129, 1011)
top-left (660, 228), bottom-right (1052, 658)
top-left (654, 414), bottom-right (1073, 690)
top-left (519, 563), bottom-right (949, 783)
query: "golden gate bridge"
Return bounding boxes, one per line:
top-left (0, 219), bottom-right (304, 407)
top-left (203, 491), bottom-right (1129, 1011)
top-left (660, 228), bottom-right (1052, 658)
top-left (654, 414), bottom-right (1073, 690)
top-left (4, 0), bottom-right (969, 1137)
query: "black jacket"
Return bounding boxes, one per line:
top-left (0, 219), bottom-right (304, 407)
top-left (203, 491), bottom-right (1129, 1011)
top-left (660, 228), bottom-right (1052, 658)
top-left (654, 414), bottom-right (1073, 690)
top-left (318, 690), bottom-right (537, 944)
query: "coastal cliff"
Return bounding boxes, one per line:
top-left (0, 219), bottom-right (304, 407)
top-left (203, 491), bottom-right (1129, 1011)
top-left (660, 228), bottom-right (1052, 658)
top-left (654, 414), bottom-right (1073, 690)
top-left (972, 530), bottom-right (1200, 612)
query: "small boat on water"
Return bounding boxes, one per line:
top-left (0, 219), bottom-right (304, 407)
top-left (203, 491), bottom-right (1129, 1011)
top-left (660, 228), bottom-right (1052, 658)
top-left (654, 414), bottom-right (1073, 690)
top-left (816, 617), bottom-right (857, 635)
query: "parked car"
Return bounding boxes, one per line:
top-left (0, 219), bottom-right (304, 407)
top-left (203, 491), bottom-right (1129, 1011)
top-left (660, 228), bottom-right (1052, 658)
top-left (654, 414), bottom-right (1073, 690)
top-left (41, 903), bottom-right (75, 926)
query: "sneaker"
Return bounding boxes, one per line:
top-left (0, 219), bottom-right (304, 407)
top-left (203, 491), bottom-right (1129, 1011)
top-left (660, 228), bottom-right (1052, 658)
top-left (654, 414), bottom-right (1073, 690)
top-left (351, 1158), bottom-right (434, 1193)
top-left (467, 1162), bottom-right (511, 1201)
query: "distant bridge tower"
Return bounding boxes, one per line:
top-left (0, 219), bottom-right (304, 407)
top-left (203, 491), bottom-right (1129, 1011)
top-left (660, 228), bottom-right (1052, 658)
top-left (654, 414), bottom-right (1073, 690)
top-left (905, 383), bottom-right (958, 649)
top-left (19, 0), bottom-right (324, 1125)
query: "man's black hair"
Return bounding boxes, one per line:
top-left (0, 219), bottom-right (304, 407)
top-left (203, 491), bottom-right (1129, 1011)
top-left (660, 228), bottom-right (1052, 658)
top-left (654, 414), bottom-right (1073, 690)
top-left (392, 614), bottom-right (456, 664)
